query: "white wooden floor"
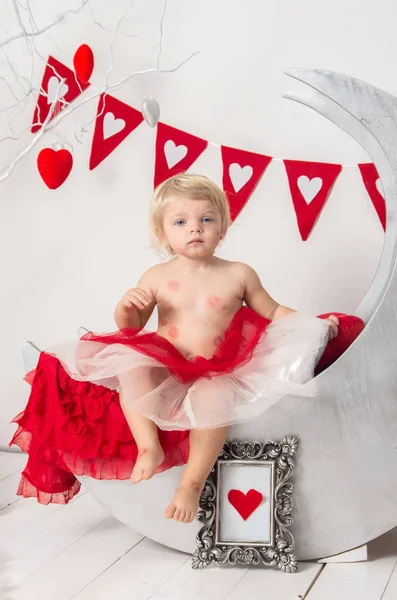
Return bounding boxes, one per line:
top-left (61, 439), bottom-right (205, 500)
top-left (1, 451), bottom-right (397, 600)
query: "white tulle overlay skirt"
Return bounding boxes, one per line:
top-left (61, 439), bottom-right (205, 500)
top-left (45, 308), bottom-right (330, 431)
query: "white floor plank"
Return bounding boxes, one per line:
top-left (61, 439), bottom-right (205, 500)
top-left (0, 484), bottom-right (87, 540)
top-left (149, 558), bottom-right (249, 600)
top-left (306, 530), bottom-right (397, 600)
top-left (0, 472), bottom-right (24, 510)
top-left (8, 517), bottom-right (144, 600)
top-left (0, 452), bottom-right (26, 481)
top-left (74, 537), bottom-right (189, 600)
top-left (382, 561), bottom-right (397, 600)
top-left (2, 492), bottom-right (109, 587)
top-left (0, 495), bottom-right (60, 538)
top-left (225, 561), bottom-right (323, 600)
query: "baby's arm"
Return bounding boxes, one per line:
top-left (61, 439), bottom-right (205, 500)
top-left (114, 266), bottom-right (157, 329)
top-left (239, 263), bottom-right (339, 339)
top-left (238, 263), bottom-right (292, 320)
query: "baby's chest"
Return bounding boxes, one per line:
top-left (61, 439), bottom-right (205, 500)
top-left (157, 277), bottom-right (241, 313)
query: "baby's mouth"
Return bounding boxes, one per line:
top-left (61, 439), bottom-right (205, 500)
top-left (188, 239), bottom-right (203, 244)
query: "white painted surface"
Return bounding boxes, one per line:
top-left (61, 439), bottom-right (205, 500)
top-left (1, 0), bottom-right (390, 445)
top-left (306, 531), bottom-right (397, 600)
top-left (382, 562), bottom-right (397, 600)
top-left (0, 455), bottom-right (396, 600)
top-left (318, 544), bottom-right (368, 564)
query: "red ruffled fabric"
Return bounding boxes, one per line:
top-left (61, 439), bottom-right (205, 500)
top-left (10, 309), bottom-right (364, 505)
top-left (10, 353), bottom-right (190, 504)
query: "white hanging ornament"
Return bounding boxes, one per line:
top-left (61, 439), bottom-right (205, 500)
top-left (52, 140), bottom-right (65, 151)
top-left (141, 98), bottom-right (160, 128)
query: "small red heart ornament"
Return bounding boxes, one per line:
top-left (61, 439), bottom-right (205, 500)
top-left (227, 489), bottom-right (264, 520)
top-left (37, 148), bottom-right (73, 189)
top-left (73, 44), bottom-right (94, 83)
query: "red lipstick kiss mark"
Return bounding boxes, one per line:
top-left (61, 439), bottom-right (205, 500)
top-left (168, 326), bottom-right (179, 339)
top-left (207, 296), bottom-right (221, 308)
top-left (167, 280), bottom-right (180, 292)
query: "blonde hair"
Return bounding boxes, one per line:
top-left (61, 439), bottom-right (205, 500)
top-left (149, 173), bottom-right (231, 255)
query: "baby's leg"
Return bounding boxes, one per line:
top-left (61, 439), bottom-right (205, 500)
top-left (165, 426), bottom-right (228, 523)
top-left (119, 368), bottom-right (165, 483)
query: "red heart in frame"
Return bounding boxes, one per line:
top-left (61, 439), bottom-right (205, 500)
top-left (37, 148), bottom-right (73, 189)
top-left (227, 489), bottom-right (263, 521)
top-left (73, 44), bottom-right (94, 83)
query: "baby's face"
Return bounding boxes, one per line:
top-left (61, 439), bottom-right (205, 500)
top-left (161, 197), bottom-right (222, 258)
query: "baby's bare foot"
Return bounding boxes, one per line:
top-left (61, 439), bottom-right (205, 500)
top-left (164, 481), bottom-right (202, 523)
top-left (130, 445), bottom-right (165, 483)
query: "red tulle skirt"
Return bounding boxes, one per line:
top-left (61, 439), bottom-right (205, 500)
top-left (9, 308), bottom-right (364, 505)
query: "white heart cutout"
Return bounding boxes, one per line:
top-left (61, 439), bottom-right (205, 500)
top-left (164, 140), bottom-right (187, 168)
top-left (229, 163), bottom-right (253, 192)
top-left (103, 112), bottom-right (126, 139)
top-left (47, 76), bottom-right (68, 104)
top-left (297, 175), bottom-right (323, 204)
top-left (375, 177), bottom-right (385, 198)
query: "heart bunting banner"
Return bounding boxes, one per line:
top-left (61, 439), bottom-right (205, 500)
top-left (31, 56), bottom-right (387, 238)
top-left (283, 159), bottom-right (342, 240)
top-left (221, 146), bottom-right (272, 221)
top-left (153, 122), bottom-right (208, 188)
top-left (32, 55), bottom-right (90, 133)
top-left (89, 94), bottom-right (144, 170)
top-left (358, 163), bottom-right (386, 231)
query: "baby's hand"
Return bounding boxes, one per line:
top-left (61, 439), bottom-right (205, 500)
top-left (326, 315), bottom-right (339, 340)
top-left (118, 287), bottom-right (154, 311)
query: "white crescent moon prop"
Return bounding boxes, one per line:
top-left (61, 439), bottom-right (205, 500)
top-left (22, 69), bottom-right (397, 560)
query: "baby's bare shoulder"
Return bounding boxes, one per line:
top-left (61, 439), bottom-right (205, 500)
top-left (219, 259), bottom-right (256, 278)
top-left (137, 263), bottom-right (168, 293)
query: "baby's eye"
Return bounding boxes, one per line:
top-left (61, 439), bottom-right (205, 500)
top-left (202, 217), bottom-right (213, 223)
top-left (174, 219), bottom-right (186, 226)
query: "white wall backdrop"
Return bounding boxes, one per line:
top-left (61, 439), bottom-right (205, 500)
top-left (0, 0), bottom-right (392, 445)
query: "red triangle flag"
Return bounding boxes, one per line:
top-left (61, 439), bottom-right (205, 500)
top-left (154, 123), bottom-right (208, 188)
top-left (221, 146), bottom-right (272, 221)
top-left (283, 159), bottom-right (342, 241)
top-left (32, 56), bottom-right (90, 133)
top-left (358, 163), bottom-right (386, 231)
top-left (89, 94), bottom-right (144, 170)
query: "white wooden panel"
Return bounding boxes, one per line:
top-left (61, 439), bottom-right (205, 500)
top-left (317, 544), bottom-right (368, 563)
top-left (11, 518), bottom-right (143, 600)
top-left (227, 562), bottom-right (323, 600)
top-left (306, 531), bottom-right (397, 600)
top-left (0, 472), bottom-right (23, 510)
top-left (150, 559), bottom-right (248, 600)
top-left (382, 562), bottom-right (397, 600)
top-left (3, 492), bottom-right (109, 586)
top-left (74, 538), bottom-right (189, 600)
top-left (0, 452), bottom-right (27, 481)
top-left (0, 494), bottom-right (60, 539)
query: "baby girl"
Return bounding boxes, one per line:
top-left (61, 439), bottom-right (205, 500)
top-left (112, 174), bottom-right (339, 524)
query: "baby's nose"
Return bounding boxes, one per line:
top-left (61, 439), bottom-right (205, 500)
top-left (191, 223), bottom-right (203, 232)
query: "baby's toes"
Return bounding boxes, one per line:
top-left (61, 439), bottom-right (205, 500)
top-left (130, 469), bottom-right (143, 484)
top-left (174, 507), bottom-right (182, 521)
top-left (165, 503), bottom-right (176, 519)
top-left (178, 510), bottom-right (186, 523)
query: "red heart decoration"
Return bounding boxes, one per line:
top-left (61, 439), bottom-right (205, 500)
top-left (227, 489), bottom-right (264, 521)
top-left (73, 44), bottom-right (94, 83)
top-left (37, 148), bottom-right (73, 189)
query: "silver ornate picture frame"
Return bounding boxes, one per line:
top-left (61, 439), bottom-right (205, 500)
top-left (192, 436), bottom-right (299, 572)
